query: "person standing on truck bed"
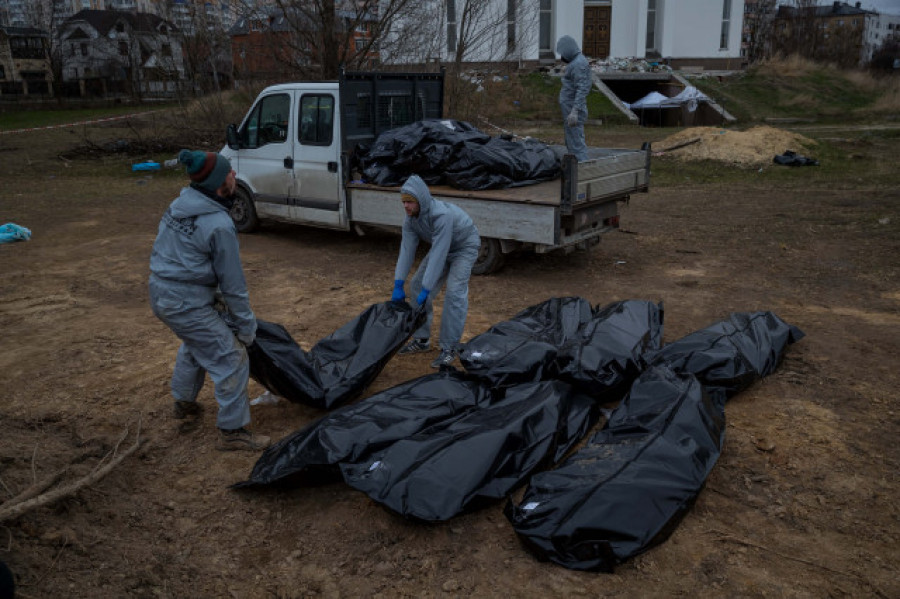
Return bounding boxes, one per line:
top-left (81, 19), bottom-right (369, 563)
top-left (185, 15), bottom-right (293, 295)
top-left (149, 149), bottom-right (270, 452)
top-left (391, 175), bottom-right (481, 369)
top-left (557, 35), bottom-right (592, 162)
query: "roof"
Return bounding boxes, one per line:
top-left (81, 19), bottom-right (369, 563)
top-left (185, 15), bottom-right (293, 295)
top-left (62, 9), bottom-right (178, 35)
top-left (778, 2), bottom-right (876, 18)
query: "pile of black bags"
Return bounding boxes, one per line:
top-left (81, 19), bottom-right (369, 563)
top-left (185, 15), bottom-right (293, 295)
top-left (355, 119), bottom-right (562, 190)
top-left (239, 297), bottom-right (803, 572)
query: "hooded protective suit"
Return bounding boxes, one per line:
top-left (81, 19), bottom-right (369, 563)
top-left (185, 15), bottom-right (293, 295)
top-left (149, 184), bottom-right (255, 430)
top-left (394, 175), bottom-right (480, 351)
top-left (557, 35), bottom-right (592, 161)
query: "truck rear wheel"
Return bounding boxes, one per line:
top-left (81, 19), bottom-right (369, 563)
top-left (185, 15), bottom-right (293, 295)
top-left (472, 238), bottom-right (505, 275)
top-left (230, 186), bottom-right (259, 233)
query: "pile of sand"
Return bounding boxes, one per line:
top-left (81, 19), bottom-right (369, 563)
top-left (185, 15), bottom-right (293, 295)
top-left (654, 125), bottom-right (816, 167)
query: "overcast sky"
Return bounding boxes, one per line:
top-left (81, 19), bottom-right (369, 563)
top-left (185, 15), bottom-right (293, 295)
top-left (854, 0), bottom-right (900, 14)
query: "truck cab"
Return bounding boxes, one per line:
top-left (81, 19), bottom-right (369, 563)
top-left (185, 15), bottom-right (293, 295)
top-left (222, 70), bottom-right (445, 234)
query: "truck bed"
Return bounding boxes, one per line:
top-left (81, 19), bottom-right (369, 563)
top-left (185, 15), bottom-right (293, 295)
top-left (346, 146), bottom-right (649, 208)
top-left (347, 179), bottom-right (561, 205)
top-left (345, 146), bottom-right (649, 247)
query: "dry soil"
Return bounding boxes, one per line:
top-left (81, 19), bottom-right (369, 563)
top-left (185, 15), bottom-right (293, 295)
top-left (0, 122), bottom-right (897, 598)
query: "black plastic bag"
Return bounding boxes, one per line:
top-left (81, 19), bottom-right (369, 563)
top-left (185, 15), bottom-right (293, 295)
top-left (358, 119), bottom-right (561, 190)
top-left (649, 311), bottom-right (805, 405)
top-left (506, 366), bottom-right (724, 571)
top-left (342, 380), bottom-right (601, 521)
top-left (556, 300), bottom-right (664, 397)
top-left (458, 298), bottom-right (663, 394)
top-left (458, 297), bottom-right (595, 388)
top-left (236, 370), bottom-right (492, 488)
top-left (246, 301), bottom-right (425, 410)
top-left (506, 311), bottom-right (804, 571)
top-left (773, 150), bottom-right (819, 166)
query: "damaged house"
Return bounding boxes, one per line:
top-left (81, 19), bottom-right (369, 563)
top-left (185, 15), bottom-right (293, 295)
top-left (58, 9), bottom-right (184, 98)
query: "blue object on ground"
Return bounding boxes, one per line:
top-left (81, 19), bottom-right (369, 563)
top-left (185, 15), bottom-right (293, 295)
top-left (132, 161), bottom-right (161, 171)
top-left (0, 223), bottom-right (32, 243)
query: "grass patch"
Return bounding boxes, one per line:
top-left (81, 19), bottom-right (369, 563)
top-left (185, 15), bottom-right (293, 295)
top-left (650, 133), bottom-right (900, 189)
top-left (692, 55), bottom-right (896, 124)
top-left (448, 71), bottom-right (633, 127)
top-left (0, 104), bottom-right (176, 131)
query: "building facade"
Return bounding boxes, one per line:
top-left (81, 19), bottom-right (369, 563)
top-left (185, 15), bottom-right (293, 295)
top-left (382, 0), bottom-right (746, 70)
top-left (0, 25), bottom-right (53, 96)
top-left (59, 9), bottom-right (184, 97)
top-left (773, 1), bottom-right (879, 66)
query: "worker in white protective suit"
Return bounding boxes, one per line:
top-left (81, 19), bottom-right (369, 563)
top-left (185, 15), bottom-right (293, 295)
top-left (149, 149), bottom-right (270, 451)
top-left (391, 175), bottom-right (481, 369)
top-left (557, 35), bottom-right (592, 161)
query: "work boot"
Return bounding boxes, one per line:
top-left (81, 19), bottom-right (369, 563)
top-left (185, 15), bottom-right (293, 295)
top-left (217, 428), bottom-right (271, 452)
top-left (173, 400), bottom-right (203, 420)
top-left (398, 338), bottom-right (430, 355)
top-left (430, 349), bottom-right (457, 369)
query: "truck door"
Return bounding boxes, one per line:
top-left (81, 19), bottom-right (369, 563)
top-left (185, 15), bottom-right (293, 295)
top-left (290, 93), bottom-right (344, 228)
top-left (236, 91), bottom-right (294, 221)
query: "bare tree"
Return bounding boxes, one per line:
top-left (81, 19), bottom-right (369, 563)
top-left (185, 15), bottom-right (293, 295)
top-left (772, 0), bottom-right (821, 59)
top-left (772, 0), bottom-right (867, 67)
top-left (441, 0), bottom-right (538, 118)
top-left (156, 0), bottom-right (229, 96)
top-left (231, 0), bottom-right (418, 81)
top-left (20, 0), bottom-right (63, 96)
top-left (743, 0), bottom-right (776, 64)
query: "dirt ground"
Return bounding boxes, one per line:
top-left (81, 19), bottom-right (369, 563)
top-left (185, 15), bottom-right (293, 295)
top-left (0, 122), bottom-right (898, 599)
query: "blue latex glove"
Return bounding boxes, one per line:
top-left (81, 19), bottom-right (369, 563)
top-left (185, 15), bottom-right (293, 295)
top-left (416, 288), bottom-right (430, 306)
top-left (391, 280), bottom-right (406, 302)
top-left (566, 109), bottom-right (578, 128)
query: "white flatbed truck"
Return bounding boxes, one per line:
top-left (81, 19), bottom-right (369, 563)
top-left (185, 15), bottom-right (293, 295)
top-left (222, 70), bottom-right (650, 274)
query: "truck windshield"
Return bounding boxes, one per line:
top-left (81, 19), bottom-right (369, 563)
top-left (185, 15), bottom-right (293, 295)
top-left (240, 93), bottom-right (290, 148)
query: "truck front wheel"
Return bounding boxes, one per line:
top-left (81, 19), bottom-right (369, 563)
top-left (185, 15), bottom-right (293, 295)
top-left (472, 238), bottom-right (505, 276)
top-left (230, 186), bottom-right (259, 233)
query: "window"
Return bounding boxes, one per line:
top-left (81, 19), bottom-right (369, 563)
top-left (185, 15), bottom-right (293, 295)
top-left (539, 0), bottom-right (552, 55)
top-left (161, 43), bottom-right (171, 57)
top-left (116, 22), bottom-right (125, 33)
top-left (118, 41), bottom-right (128, 56)
top-left (240, 93), bottom-right (291, 149)
top-left (720, 0), bottom-right (731, 50)
top-left (81, 42), bottom-right (88, 56)
top-left (507, 0), bottom-right (517, 52)
top-left (299, 95), bottom-right (334, 145)
top-left (0, 65), bottom-right (4, 80)
top-left (355, 38), bottom-right (367, 52)
top-left (646, 0), bottom-right (657, 51)
top-left (447, 0), bottom-right (457, 54)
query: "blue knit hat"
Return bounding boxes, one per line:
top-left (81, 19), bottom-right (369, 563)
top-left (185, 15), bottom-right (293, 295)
top-left (178, 149), bottom-right (231, 193)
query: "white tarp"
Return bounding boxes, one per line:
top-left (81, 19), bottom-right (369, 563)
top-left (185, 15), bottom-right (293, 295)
top-left (625, 86), bottom-right (710, 112)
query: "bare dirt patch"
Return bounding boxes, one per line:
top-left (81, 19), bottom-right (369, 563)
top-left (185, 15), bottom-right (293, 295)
top-left (656, 125), bottom-right (817, 166)
top-left (0, 123), bottom-right (898, 598)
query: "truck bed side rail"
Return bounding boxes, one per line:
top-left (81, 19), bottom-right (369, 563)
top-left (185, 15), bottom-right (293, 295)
top-left (560, 148), bottom-right (651, 215)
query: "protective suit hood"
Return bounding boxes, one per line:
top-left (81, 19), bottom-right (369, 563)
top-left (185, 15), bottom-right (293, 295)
top-left (401, 175), bottom-right (433, 219)
top-left (556, 35), bottom-right (581, 63)
top-left (168, 187), bottom-right (226, 219)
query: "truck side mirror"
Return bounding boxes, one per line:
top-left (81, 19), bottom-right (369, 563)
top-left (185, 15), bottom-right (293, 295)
top-left (226, 124), bottom-right (240, 150)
